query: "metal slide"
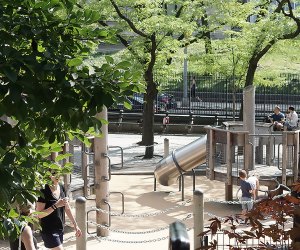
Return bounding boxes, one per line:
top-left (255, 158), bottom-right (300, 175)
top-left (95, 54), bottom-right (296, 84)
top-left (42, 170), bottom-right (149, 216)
top-left (154, 135), bottom-right (207, 186)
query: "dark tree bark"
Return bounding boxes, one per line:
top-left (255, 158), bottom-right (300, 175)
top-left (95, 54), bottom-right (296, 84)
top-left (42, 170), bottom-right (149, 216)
top-left (141, 34), bottom-right (157, 158)
top-left (142, 73), bottom-right (157, 158)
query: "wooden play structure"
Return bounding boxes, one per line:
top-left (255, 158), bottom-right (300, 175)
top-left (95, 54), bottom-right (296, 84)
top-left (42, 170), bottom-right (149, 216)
top-left (206, 123), bottom-right (300, 201)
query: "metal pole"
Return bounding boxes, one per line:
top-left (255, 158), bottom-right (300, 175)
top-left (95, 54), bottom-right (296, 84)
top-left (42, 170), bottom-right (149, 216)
top-left (164, 138), bottom-right (169, 158)
top-left (94, 107), bottom-right (109, 236)
top-left (193, 189), bottom-right (204, 250)
top-left (76, 197), bottom-right (86, 250)
top-left (183, 46), bottom-right (188, 107)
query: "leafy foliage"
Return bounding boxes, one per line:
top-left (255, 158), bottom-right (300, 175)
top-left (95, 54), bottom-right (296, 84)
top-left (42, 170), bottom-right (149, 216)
top-left (96, 0), bottom-right (223, 157)
top-left (0, 0), bottom-right (142, 239)
top-left (198, 183), bottom-right (300, 250)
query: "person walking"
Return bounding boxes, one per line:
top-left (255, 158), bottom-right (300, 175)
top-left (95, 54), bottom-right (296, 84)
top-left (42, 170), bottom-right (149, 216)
top-left (36, 169), bottom-right (81, 250)
top-left (190, 76), bottom-right (196, 100)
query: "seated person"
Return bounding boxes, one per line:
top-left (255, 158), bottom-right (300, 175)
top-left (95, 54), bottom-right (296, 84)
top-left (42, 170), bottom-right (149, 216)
top-left (268, 106), bottom-right (285, 131)
top-left (284, 106), bottom-right (298, 131)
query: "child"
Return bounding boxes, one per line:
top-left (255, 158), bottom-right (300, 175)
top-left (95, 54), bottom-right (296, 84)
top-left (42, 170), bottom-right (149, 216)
top-left (247, 173), bottom-right (260, 200)
top-left (239, 170), bottom-right (254, 222)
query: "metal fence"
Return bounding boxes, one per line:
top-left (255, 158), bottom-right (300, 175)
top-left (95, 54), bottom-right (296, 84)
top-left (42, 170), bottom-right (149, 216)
top-left (202, 230), bottom-right (291, 249)
top-left (110, 73), bottom-right (300, 120)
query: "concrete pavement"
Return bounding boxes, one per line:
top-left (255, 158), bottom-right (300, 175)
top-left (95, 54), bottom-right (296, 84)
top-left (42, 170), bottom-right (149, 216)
top-left (0, 133), bottom-right (243, 250)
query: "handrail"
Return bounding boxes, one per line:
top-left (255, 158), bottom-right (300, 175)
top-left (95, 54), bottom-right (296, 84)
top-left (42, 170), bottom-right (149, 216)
top-left (108, 146), bottom-right (124, 170)
top-left (110, 191), bottom-right (125, 214)
top-left (102, 153), bottom-right (111, 181)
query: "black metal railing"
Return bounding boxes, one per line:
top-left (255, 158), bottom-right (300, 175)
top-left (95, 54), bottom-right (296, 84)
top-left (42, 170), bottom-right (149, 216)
top-left (109, 73), bottom-right (300, 120)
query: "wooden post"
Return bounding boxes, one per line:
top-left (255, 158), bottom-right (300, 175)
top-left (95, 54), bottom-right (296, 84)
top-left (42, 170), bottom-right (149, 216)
top-left (94, 107), bottom-right (109, 236)
top-left (292, 186), bottom-right (300, 246)
top-left (225, 131), bottom-right (233, 201)
top-left (282, 132), bottom-right (287, 185)
top-left (243, 85), bottom-right (255, 170)
top-left (266, 136), bottom-right (274, 166)
top-left (256, 137), bottom-right (264, 164)
top-left (208, 129), bottom-right (215, 180)
top-left (244, 133), bottom-right (250, 173)
top-left (193, 189), bottom-right (204, 250)
top-left (76, 197), bottom-right (87, 250)
top-left (293, 131), bottom-right (299, 183)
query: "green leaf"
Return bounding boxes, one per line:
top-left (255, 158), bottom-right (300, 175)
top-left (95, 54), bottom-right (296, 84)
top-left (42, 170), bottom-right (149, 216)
top-left (48, 133), bottom-right (56, 144)
top-left (3, 67), bottom-right (18, 82)
top-left (105, 56), bottom-right (114, 64)
top-left (116, 61), bottom-right (132, 69)
top-left (63, 162), bottom-right (73, 168)
top-left (55, 153), bottom-right (72, 162)
top-left (123, 101), bottom-right (132, 109)
top-left (8, 209), bottom-right (19, 219)
top-left (67, 58), bottom-right (83, 67)
top-left (2, 152), bottom-right (16, 166)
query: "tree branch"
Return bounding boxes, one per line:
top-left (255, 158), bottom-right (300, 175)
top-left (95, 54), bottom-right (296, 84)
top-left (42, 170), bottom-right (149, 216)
top-left (175, 5), bottom-right (184, 18)
top-left (109, 0), bottom-right (149, 38)
top-left (98, 20), bottom-right (145, 64)
top-left (253, 0), bottom-right (300, 62)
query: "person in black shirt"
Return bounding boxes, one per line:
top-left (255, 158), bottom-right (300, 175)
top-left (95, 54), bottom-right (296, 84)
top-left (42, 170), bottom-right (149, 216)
top-left (191, 76), bottom-right (196, 99)
top-left (36, 169), bottom-right (81, 249)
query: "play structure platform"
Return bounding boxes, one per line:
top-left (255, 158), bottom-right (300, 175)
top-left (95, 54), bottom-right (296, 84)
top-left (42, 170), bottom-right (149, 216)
top-left (154, 122), bottom-right (299, 201)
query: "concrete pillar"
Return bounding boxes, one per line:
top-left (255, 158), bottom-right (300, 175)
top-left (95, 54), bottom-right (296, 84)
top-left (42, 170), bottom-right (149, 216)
top-left (51, 152), bottom-right (58, 161)
top-left (76, 197), bottom-right (86, 250)
top-left (243, 85), bottom-right (255, 170)
top-left (164, 138), bottom-right (169, 158)
top-left (193, 189), bottom-right (204, 250)
top-left (69, 140), bottom-right (75, 165)
top-left (82, 143), bottom-right (90, 197)
top-left (94, 107), bottom-right (109, 236)
top-left (63, 142), bottom-right (71, 197)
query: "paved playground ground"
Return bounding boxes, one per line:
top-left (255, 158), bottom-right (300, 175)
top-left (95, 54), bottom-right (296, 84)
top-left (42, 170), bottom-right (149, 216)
top-left (1, 133), bottom-right (248, 250)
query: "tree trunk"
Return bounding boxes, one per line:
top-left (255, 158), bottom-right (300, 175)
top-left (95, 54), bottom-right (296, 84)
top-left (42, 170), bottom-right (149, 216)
top-left (142, 70), bottom-right (157, 159)
top-left (201, 14), bottom-right (212, 54)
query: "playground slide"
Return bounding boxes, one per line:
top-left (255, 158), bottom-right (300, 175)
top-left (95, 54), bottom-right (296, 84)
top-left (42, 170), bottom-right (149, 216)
top-left (154, 135), bottom-right (207, 186)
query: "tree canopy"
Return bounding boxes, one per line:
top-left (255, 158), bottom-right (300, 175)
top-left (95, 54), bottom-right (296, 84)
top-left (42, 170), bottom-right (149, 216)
top-left (97, 0), bottom-right (216, 157)
top-left (0, 0), bottom-right (142, 238)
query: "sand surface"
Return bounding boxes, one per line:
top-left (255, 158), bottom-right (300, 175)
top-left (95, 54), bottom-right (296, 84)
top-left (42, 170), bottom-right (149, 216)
top-left (1, 174), bottom-right (243, 250)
